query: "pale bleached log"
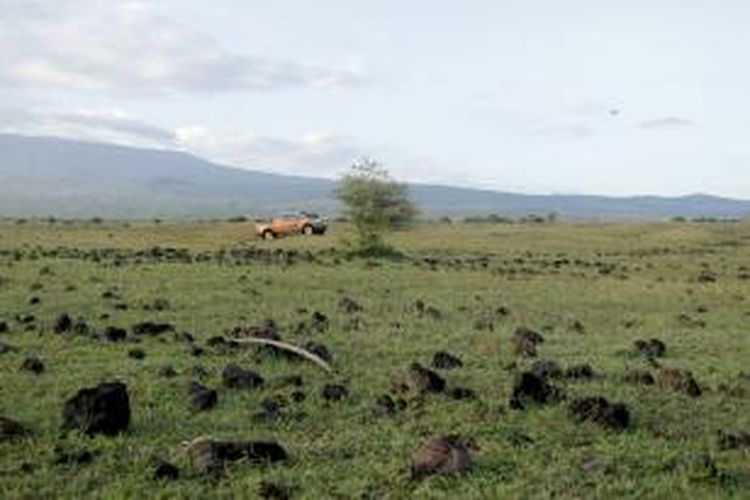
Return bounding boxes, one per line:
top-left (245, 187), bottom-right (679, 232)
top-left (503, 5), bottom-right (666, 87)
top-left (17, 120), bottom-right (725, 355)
top-left (230, 337), bottom-right (333, 374)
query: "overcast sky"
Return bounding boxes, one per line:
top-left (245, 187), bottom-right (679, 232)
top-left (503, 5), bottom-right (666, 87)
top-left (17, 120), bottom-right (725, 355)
top-left (2, 0), bottom-right (750, 197)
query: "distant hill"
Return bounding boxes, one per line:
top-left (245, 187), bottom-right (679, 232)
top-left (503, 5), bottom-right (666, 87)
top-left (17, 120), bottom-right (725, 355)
top-left (1, 133), bottom-right (749, 220)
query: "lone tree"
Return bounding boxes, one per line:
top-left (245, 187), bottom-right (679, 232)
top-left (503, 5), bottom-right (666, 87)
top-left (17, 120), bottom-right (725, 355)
top-left (336, 159), bottom-right (418, 253)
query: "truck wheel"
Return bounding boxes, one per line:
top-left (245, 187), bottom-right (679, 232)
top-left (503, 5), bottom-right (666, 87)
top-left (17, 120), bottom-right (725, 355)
top-left (263, 230), bottom-right (275, 240)
top-left (302, 225), bottom-right (314, 236)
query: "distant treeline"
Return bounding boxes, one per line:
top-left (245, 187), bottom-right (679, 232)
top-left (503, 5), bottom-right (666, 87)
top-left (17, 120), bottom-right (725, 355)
top-left (453, 213), bottom-right (558, 224)
top-left (671, 216), bottom-right (743, 223)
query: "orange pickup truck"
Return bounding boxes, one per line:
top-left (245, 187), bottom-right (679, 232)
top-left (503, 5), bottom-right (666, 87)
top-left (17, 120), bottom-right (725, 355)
top-left (254, 211), bottom-right (328, 240)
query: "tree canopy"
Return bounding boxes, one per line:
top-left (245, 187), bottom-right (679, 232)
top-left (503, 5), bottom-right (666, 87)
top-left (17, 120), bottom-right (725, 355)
top-left (336, 159), bottom-right (418, 252)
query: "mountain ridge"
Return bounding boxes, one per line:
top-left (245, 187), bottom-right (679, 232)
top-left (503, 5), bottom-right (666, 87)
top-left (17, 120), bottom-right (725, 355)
top-left (1, 133), bottom-right (749, 220)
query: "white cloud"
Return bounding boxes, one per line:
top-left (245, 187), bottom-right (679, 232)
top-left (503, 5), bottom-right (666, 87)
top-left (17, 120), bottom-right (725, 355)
top-left (0, 106), bottom-right (175, 146)
top-left (0, 1), bottom-right (367, 95)
top-left (175, 127), bottom-right (364, 176)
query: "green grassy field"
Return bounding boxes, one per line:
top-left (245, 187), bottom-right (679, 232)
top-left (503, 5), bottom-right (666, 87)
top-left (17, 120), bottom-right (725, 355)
top-left (1, 220), bottom-right (749, 499)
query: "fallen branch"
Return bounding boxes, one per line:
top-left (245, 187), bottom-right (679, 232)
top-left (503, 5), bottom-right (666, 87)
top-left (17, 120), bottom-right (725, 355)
top-left (230, 337), bottom-right (334, 374)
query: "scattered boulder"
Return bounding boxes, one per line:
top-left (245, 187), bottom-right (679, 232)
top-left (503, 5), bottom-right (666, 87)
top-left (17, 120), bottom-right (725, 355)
top-left (303, 341), bottom-right (333, 363)
top-left (177, 332), bottom-right (196, 343)
top-left (565, 364), bottom-right (595, 380)
top-left (188, 381), bottom-right (218, 411)
top-left (407, 363), bottom-right (446, 394)
top-left (103, 326), bottom-right (127, 342)
top-left (372, 395), bottom-right (397, 418)
top-left (252, 395), bottom-right (294, 423)
top-left (290, 390), bottom-right (306, 403)
top-left (512, 327), bottom-right (545, 357)
top-left (448, 387), bottom-right (477, 400)
top-left (338, 296), bottom-right (362, 314)
top-left (509, 372), bottom-right (560, 410)
top-left (128, 348), bottom-right (146, 360)
top-left (0, 321), bottom-right (9, 333)
top-left (530, 359), bottom-right (563, 379)
top-left (658, 368), bottom-right (701, 397)
top-left (62, 381), bottom-right (131, 436)
top-left (258, 480), bottom-right (295, 500)
top-left (310, 310), bottom-right (329, 332)
top-left (153, 458), bottom-right (180, 480)
top-left (71, 318), bottom-right (91, 336)
top-left (411, 435), bottom-right (472, 479)
top-left (19, 356), bottom-right (44, 374)
top-left (568, 396), bottom-right (630, 430)
top-left (53, 313), bottom-right (73, 334)
top-left (222, 364), bottom-right (264, 390)
top-left (184, 437), bottom-right (288, 474)
top-left (432, 351), bottom-right (463, 370)
top-left (622, 369), bottom-right (655, 386)
top-left (132, 321), bottom-right (174, 336)
top-left (513, 327), bottom-right (545, 345)
top-left (0, 416), bottom-right (30, 441)
top-left (321, 383), bottom-right (349, 402)
top-left (633, 338), bottom-right (666, 358)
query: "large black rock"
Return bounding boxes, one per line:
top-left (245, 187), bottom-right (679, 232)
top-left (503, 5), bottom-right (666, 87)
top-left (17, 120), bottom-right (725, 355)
top-left (62, 381), bottom-right (131, 436)
top-left (222, 364), bottom-right (264, 390)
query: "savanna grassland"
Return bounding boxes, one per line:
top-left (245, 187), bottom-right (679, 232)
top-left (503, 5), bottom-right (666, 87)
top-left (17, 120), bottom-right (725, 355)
top-left (1, 219), bottom-right (750, 499)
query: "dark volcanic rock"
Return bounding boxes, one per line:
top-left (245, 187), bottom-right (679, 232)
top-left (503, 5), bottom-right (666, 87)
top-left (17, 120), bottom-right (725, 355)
top-left (132, 321), bottom-right (174, 336)
top-left (657, 368), bottom-right (701, 397)
top-left (153, 458), bottom-right (180, 480)
top-left (512, 327), bottom-right (545, 357)
top-left (372, 394), bottom-right (397, 418)
top-left (103, 326), bottom-right (127, 342)
top-left (633, 338), bottom-right (666, 358)
top-left (432, 351), bottom-right (463, 370)
top-left (303, 341), bottom-right (333, 363)
top-left (530, 359), bottom-right (564, 379)
top-left (19, 356), bottom-right (45, 374)
top-left (188, 381), bottom-right (218, 411)
top-left (62, 381), bottom-right (131, 436)
top-left (565, 363), bottom-right (595, 380)
top-left (185, 437), bottom-right (288, 473)
top-left (0, 416), bottom-right (30, 441)
top-left (338, 296), bottom-right (362, 314)
top-left (128, 348), bottom-right (146, 360)
top-left (622, 369), bottom-right (655, 386)
top-left (509, 372), bottom-right (559, 410)
top-left (258, 480), bottom-right (295, 500)
top-left (407, 362), bottom-right (446, 394)
top-left (321, 383), bottom-right (349, 402)
top-left (513, 327), bottom-right (545, 345)
top-left (411, 435), bottom-right (472, 479)
top-left (448, 387), bottom-right (477, 400)
top-left (53, 313), bottom-right (73, 334)
top-left (568, 396), bottom-right (630, 430)
top-left (222, 364), bottom-right (264, 390)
